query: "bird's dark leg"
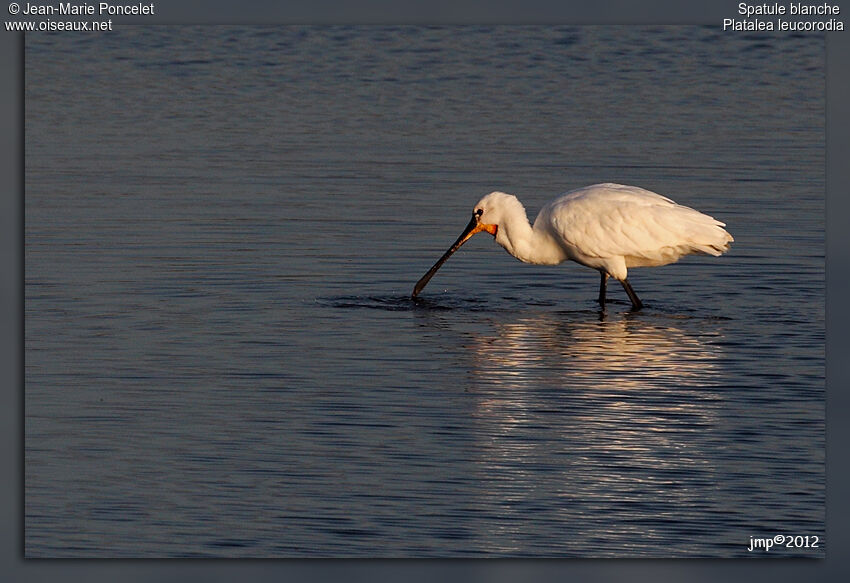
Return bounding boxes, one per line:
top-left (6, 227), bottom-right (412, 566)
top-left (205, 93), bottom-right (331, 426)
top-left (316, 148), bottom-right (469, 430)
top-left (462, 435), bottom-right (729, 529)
top-left (620, 278), bottom-right (643, 311)
top-left (597, 272), bottom-right (609, 306)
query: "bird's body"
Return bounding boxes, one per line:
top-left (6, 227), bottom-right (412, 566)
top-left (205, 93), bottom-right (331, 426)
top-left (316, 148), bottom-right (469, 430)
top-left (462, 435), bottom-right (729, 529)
top-left (412, 183), bottom-right (733, 309)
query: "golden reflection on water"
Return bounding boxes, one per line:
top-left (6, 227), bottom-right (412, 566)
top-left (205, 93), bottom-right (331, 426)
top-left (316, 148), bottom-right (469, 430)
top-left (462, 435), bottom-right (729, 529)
top-left (457, 311), bottom-right (727, 555)
top-left (469, 313), bottom-right (722, 389)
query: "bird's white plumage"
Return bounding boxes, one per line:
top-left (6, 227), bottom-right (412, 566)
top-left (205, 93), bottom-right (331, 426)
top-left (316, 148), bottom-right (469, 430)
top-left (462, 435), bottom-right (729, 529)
top-left (412, 182), bottom-right (733, 308)
top-left (474, 183), bottom-right (733, 282)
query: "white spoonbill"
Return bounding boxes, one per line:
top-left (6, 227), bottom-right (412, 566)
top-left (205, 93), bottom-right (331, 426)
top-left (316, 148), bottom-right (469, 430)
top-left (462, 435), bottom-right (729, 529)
top-left (411, 183), bottom-right (733, 309)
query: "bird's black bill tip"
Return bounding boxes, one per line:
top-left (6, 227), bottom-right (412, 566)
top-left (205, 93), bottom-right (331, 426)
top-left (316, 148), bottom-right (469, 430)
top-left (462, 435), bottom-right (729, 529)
top-left (410, 214), bottom-right (481, 298)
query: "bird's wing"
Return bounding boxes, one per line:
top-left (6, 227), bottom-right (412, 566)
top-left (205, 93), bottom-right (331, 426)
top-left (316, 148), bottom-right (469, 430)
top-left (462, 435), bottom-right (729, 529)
top-left (543, 184), bottom-right (729, 260)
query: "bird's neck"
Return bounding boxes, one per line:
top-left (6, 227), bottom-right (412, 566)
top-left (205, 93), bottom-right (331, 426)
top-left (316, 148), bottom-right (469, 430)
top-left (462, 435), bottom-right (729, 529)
top-left (496, 209), bottom-right (563, 265)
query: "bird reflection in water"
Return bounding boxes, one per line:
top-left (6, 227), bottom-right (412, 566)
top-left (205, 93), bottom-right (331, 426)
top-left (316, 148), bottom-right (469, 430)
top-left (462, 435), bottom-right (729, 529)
top-left (449, 312), bottom-right (728, 555)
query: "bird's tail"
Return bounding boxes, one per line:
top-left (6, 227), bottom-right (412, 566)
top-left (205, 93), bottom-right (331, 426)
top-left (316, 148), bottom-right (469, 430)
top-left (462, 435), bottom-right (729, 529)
top-left (690, 223), bottom-right (733, 256)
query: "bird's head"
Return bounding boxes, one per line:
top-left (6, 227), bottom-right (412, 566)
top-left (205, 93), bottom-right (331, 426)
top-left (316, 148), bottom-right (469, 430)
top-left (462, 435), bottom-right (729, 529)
top-left (411, 192), bottom-right (520, 298)
top-left (461, 192), bottom-right (504, 243)
top-left (470, 191), bottom-right (529, 242)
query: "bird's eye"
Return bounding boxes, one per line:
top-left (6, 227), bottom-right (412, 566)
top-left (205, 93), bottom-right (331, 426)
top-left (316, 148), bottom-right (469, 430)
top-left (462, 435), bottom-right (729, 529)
top-left (475, 209), bottom-right (484, 217)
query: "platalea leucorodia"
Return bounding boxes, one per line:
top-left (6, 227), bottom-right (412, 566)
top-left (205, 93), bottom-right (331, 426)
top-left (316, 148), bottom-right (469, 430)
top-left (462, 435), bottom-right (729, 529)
top-left (411, 183), bottom-right (733, 310)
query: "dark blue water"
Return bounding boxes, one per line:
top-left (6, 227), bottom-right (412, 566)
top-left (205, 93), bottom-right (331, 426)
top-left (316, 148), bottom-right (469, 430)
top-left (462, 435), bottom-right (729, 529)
top-left (25, 26), bottom-right (824, 557)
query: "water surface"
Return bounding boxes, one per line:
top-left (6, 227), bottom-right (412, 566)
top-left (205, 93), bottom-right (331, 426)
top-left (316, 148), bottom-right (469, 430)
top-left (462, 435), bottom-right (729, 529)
top-left (25, 26), bottom-right (824, 557)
